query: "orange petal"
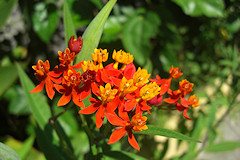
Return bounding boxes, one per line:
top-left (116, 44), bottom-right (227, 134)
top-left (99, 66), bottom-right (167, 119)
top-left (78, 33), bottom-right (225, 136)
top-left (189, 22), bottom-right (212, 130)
top-left (108, 127), bottom-right (127, 144)
top-left (106, 113), bottom-right (126, 126)
top-left (106, 97), bottom-right (120, 113)
top-left (45, 77), bottom-right (55, 99)
top-left (183, 109), bottom-right (191, 120)
top-left (125, 100), bottom-right (137, 111)
top-left (30, 80), bottom-right (45, 93)
top-left (91, 82), bottom-right (100, 96)
top-left (78, 103), bottom-right (99, 114)
top-left (57, 93), bottom-right (71, 106)
top-left (128, 131), bottom-right (140, 151)
top-left (95, 105), bottom-right (105, 129)
top-left (72, 89), bottom-right (85, 108)
top-left (54, 84), bottom-right (65, 94)
top-left (163, 97), bottom-right (179, 104)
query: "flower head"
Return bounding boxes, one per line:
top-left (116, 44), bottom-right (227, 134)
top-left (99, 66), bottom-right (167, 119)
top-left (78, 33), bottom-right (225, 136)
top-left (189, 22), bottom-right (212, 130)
top-left (58, 48), bottom-right (75, 65)
top-left (81, 60), bottom-right (98, 72)
top-left (179, 79), bottom-right (194, 95)
top-left (119, 77), bottom-right (138, 97)
top-left (188, 94), bottom-right (199, 107)
top-left (133, 67), bottom-right (150, 87)
top-left (100, 83), bottom-right (118, 104)
top-left (68, 36), bottom-right (83, 54)
top-left (112, 50), bottom-right (133, 64)
top-left (140, 82), bottom-right (161, 101)
top-left (32, 60), bottom-right (50, 80)
top-left (64, 69), bottom-right (81, 87)
top-left (91, 48), bottom-right (109, 64)
top-left (130, 113), bottom-right (148, 132)
top-left (169, 66), bottom-right (183, 79)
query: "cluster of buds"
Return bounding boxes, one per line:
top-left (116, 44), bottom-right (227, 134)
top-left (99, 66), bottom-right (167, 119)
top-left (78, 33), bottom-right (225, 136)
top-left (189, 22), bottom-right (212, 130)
top-left (31, 36), bottom-right (199, 150)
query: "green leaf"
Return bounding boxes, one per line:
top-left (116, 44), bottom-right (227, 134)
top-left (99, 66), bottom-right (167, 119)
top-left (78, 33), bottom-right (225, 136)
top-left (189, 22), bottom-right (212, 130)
top-left (0, 142), bottom-right (21, 160)
top-left (205, 142), bottom-right (240, 152)
top-left (0, 0), bottom-right (17, 31)
top-left (135, 125), bottom-right (201, 142)
top-left (0, 65), bottom-right (19, 96)
top-left (4, 85), bottom-right (31, 115)
top-left (172, 0), bottom-right (225, 17)
top-left (32, 2), bottom-right (59, 43)
top-left (122, 11), bottom-right (160, 65)
top-left (75, 0), bottom-right (117, 63)
top-left (17, 135), bottom-right (35, 159)
top-left (103, 151), bottom-right (147, 160)
top-left (63, 0), bottom-right (76, 47)
top-left (16, 63), bottom-right (52, 129)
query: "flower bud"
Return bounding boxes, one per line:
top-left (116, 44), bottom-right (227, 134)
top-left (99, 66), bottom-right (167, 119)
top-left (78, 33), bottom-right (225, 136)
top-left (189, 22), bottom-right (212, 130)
top-left (68, 36), bottom-right (83, 54)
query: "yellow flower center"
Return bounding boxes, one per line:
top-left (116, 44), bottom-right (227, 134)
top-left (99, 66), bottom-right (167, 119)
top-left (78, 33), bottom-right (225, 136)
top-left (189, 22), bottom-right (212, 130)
top-left (130, 113), bottom-right (148, 132)
top-left (119, 77), bottom-right (137, 97)
top-left (112, 50), bottom-right (134, 69)
top-left (81, 60), bottom-right (99, 72)
top-left (133, 67), bottom-right (151, 87)
top-left (140, 82), bottom-right (160, 101)
top-left (100, 83), bottom-right (118, 104)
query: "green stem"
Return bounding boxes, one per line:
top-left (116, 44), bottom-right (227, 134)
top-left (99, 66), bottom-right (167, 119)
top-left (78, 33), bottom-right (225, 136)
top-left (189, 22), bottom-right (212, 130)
top-left (79, 114), bottom-right (94, 145)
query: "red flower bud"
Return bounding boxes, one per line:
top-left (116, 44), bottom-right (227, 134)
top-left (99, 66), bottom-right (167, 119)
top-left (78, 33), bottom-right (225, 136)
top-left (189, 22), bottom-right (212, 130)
top-left (68, 36), bottom-right (83, 54)
top-left (147, 94), bottom-right (163, 106)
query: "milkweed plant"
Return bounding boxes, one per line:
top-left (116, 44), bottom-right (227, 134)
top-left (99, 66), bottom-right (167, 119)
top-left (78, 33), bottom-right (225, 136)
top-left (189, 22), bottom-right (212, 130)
top-left (27, 0), bottom-right (201, 159)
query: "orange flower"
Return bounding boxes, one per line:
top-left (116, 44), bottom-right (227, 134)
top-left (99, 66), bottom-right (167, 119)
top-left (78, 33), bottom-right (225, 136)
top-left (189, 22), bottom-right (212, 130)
top-left (107, 113), bottom-right (148, 150)
top-left (112, 50), bottom-right (134, 70)
top-left (188, 95), bottom-right (199, 107)
top-left (169, 66), bottom-right (183, 79)
top-left (58, 48), bottom-right (75, 65)
top-left (79, 83), bottom-right (119, 129)
top-left (54, 69), bottom-right (84, 108)
top-left (30, 60), bottom-right (60, 99)
top-left (133, 67), bottom-right (150, 88)
top-left (179, 79), bottom-right (194, 96)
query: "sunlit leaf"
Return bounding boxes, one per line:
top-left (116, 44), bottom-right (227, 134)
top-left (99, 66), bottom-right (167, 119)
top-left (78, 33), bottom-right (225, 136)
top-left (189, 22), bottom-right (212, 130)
top-left (172, 0), bottom-right (225, 17)
top-left (0, 0), bottom-right (17, 31)
top-left (75, 0), bottom-right (117, 63)
top-left (135, 125), bottom-right (201, 142)
top-left (17, 135), bottom-right (35, 159)
top-left (0, 142), bottom-right (21, 160)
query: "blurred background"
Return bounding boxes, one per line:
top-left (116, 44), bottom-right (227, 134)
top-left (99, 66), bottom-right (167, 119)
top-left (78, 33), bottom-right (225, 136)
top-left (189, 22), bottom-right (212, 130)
top-left (0, 0), bottom-right (240, 159)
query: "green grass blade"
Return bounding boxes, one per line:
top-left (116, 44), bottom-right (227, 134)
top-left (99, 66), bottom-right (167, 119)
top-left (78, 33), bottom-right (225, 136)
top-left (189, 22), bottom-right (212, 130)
top-left (135, 125), bottom-right (201, 142)
top-left (63, 0), bottom-right (76, 47)
top-left (205, 142), bottom-right (240, 152)
top-left (75, 0), bottom-right (117, 63)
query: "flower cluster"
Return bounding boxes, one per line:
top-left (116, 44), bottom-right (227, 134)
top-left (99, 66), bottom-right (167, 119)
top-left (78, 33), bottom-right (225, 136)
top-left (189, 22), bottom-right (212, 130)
top-left (31, 36), bottom-right (199, 150)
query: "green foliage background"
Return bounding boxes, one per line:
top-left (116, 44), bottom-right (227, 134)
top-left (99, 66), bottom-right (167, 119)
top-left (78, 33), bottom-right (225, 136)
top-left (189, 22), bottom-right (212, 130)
top-left (0, 0), bottom-right (240, 159)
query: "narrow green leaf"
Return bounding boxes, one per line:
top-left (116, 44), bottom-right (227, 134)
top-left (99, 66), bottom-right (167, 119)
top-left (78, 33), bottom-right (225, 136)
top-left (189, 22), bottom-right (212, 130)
top-left (0, 142), bottom-right (21, 160)
top-left (0, 0), bottom-right (17, 31)
top-left (0, 65), bottom-right (19, 96)
top-left (135, 125), bottom-right (201, 142)
top-left (75, 0), bottom-right (117, 63)
top-left (16, 63), bottom-right (51, 129)
top-left (103, 151), bottom-right (147, 160)
top-left (63, 0), bottom-right (76, 47)
top-left (205, 142), bottom-right (240, 152)
top-left (17, 135), bottom-right (35, 159)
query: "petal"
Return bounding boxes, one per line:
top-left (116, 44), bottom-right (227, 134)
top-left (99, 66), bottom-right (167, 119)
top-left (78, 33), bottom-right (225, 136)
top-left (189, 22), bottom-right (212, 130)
top-left (57, 93), bottom-right (71, 106)
top-left (106, 97), bottom-right (120, 113)
top-left (180, 97), bottom-right (190, 108)
top-left (91, 82), bottom-right (100, 96)
top-left (106, 113), bottom-right (126, 126)
top-left (111, 77), bottom-right (121, 87)
top-left (125, 100), bottom-right (137, 111)
top-left (78, 103), bottom-right (100, 114)
top-left (72, 89), bottom-right (84, 108)
top-left (128, 131), bottom-right (140, 151)
top-left (54, 84), bottom-right (65, 94)
top-left (163, 97), bottom-right (179, 104)
top-left (96, 105), bottom-right (106, 129)
top-left (108, 127), bottom-right (127, 144)
top-left (30, 80), bottom-right (45, 93)
top-left (45, 77), bottom-right (55, 99)
top-left (72, 61), bottom-right (83, 69)
top-left (183, 109), bottom-right (191, 120)
top-left (79, 84), bottom-right (91, 100)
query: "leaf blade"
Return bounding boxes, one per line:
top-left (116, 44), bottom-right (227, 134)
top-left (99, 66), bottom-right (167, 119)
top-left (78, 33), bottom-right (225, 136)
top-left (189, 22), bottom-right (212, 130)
top-left (75, 0), bottom-right (117, 63)
top-left (135, 125), bottom-right (201, 142)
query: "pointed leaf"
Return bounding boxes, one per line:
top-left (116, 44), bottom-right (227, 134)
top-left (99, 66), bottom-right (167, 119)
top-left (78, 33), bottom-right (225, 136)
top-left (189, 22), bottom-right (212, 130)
top-left (135, 125), bottom-right (201, 142)
top-left (75, 0), bottom-right (117, 63)
top-left (63, 0), bottom-right (76, 47)
top-left (0, 142), bottom-right (21, 160)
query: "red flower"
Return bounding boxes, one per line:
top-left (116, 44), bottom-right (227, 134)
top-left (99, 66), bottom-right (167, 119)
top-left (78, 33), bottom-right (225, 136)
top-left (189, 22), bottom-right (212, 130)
top-left (107, 113), bottom-right (148, 150)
